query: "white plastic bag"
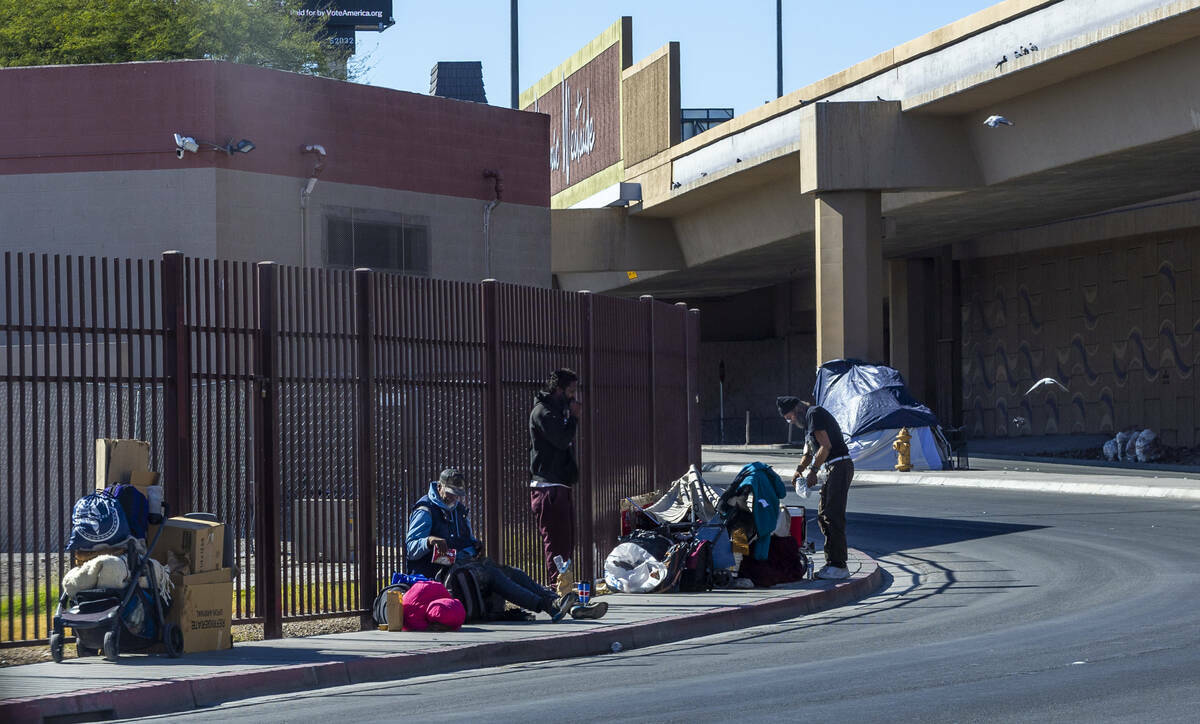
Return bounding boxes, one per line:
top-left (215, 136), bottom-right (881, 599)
top-left (773, 507), bottom-right (791, 537)
top-left (1135, 428), bottom-right (1163, 463)
top-left (1123, 431), bottom-right (1139, 462)
top-left (1114, 431), bottom-right (1132, 461)
top-left (603, 542), bottom-right (668, 593)
top-left (1102, 438), bottom-right (1119, 462)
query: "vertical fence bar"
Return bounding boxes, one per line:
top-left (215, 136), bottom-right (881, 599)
top-left (640, 295), bottom-right (657, 484)
top-left (480, 279), bottom-right (502, 563)
top-left (355, 268), bottom-right (378, 628)
top-left (687, 308), bottom-right (701, 465)
top-left (578, 291), bottom-right (597, 580)
top-left (254, 262), bottom-right (282, 639)
top-left (161, 251), bottom-right (192, 515)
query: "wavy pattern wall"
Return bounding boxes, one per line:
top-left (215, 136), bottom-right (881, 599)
top-left (961, 229), bottom-right (1198, 447)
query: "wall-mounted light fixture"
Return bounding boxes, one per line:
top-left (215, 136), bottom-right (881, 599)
top-left (173, 133), bottom-right (256, 159)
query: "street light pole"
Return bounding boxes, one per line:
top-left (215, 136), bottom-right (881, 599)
top-left (511, 0), bottom-right (519, 109)
top-left (776, 0), bottom-right (783, 98)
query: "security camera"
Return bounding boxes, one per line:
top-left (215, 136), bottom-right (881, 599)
top-left (173, 133), bottom-right (200, 153)
top-left (176, 148), bottom-right (186, 160)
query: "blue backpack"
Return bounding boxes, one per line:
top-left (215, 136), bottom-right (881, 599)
top-left (66, 492), bottom-right (131, 551)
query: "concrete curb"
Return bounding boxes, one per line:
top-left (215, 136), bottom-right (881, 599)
top-left (703, 463), bottom-right (1200, 502)
top-left (0, 553), bottom-right (883, 723)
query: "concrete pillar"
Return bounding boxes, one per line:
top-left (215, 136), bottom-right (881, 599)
top-left (888, 259), bottom-right (911, 376)
top-left (814, 191), bottom-right (884, 365)
top-left (889, 257), bottom-right (936, 406)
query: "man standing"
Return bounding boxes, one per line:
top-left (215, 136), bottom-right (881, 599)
top-left (529, 369), bottom-right (581, 585)
top-left (777, 396), bottom-right (854, 580)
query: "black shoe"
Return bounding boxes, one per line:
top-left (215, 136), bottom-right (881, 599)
top-left (569, 601), bottom-right (608, 620)
top-left (549, 591), bottom-right (578, 622)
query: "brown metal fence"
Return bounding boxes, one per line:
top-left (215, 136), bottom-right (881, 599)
top-left (0, 251), bottom-right (700, 646)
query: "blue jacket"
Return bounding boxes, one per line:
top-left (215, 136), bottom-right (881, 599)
top-left (405, 482), bottom-right (479, 578)
top-left (732, 462), bottom-right (787, 560)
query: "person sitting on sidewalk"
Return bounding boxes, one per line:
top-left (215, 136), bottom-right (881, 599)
top-left (405, 468), bottom-right (607, 621)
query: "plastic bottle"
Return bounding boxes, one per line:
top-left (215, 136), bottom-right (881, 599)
top-left (553, 555), bottom-right (571, 574)
top-left (145, 485), bottom-right (165, 523)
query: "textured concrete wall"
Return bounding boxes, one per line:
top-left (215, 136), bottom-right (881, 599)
top-left (621, 43), bottom-right (680, 168)
top-left (0, 168), bottom-right (551, 287)
top-left (698, 334), bottom-right (818, 443)
top-left (961, 226), bottom-right (1199, 447)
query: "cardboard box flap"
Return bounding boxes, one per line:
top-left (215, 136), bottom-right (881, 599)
top-left (130, 470), bottom-right (160, 487)
top-left (95, 438), bottom-right (150, 490)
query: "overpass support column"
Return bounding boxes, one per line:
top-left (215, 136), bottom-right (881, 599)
top-left (889, 258), bottom-right (936, 405)
top-left (814, 191), bottom-right (884, 365)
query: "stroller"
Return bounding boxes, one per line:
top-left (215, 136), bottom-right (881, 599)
top-left (50, 493), bottom-right (182, 662)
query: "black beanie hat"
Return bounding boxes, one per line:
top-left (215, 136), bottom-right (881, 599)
top-left (776, 396), bottom-right (800, 417)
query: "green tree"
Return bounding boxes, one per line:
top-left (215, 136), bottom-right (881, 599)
top-left (0, 0), bottom-right (354, 80)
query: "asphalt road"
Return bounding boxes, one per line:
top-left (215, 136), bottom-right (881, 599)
top-left (128, 482), bottom-right (1200, 723)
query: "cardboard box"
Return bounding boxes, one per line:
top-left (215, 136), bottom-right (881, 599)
top-left (386, 589), bottom-right (404, 631)
top-left (95, 438), bottom-right (150, 490)
top-left (151, 517), bottom-right (225, 574)
top-left (167, 567), bottom-right (233, 653)
top-left (130, 470), bottom-right (159, 487)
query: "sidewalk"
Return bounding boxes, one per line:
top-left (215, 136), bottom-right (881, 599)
top-left (0, 549), bottom-right (882, 722)
top-left (702, 447), bottom-right (1200, 501)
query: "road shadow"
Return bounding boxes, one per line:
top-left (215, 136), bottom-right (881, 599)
top-left (829, 511), bottom-right (1047, 557)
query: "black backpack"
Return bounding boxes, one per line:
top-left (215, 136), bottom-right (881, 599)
top-left (619, 529), bottom-right (674, 563)
top-left (107, 484), bottom-right (149, 540)
top-left (439, 560), bottom-right (509, 622)
top-left (677, 538), bottom-right (714, 592)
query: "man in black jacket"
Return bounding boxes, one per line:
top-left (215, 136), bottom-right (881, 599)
top-left (529, 368), bottom-right (581, 584)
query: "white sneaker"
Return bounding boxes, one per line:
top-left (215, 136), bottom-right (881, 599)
top-left (817, 565), bottom-right (849, 580)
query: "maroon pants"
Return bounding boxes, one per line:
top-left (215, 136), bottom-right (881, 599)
top-left (530, 486), bottom-right (575, 582)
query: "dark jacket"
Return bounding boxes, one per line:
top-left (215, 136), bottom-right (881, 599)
top-left (529, 391), bottom-right (579, 485)
top-left (405, 482), bottom-right (480, 578)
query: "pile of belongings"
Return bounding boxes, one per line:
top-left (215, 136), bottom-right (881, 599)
top-left (1103, 429), bottom-right (1164, 463)
top-left (603, 466), bottom-right (733, 593)
top-left (716, 462), bottom-right (809, 587)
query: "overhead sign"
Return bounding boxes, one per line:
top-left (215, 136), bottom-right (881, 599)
top-left (298, 1), bottom-right (394, 31)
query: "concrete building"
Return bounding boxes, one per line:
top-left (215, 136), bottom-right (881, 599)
top-left (0, 60), bottom-right (551, 286)
top-left (528, 2), bottom-right (1200, 447)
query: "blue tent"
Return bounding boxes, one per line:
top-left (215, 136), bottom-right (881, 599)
top-left (809, 359), bottom-right (948, 470)
top-left (813, 359), bottom-right (940, 436)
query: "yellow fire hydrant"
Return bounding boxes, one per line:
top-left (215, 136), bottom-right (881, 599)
top-left (893, 427), bottom-right (913, 472)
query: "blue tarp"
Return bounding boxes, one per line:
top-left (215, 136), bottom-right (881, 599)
top-left (812, 359), bottom-right (940, 438)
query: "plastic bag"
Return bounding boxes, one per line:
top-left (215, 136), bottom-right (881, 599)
top-left (1135, 428), bottom-right (1163, 463)
top-left (1114, 431), bottom-right (1132, 461)
top-left (1102, 438), bottom-right (1119, 462)
top-left (773, 507), bottom-right (791, 537)
top-left (603, 542), bottom-right (668, 593)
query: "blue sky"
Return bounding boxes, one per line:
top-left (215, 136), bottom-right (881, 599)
top-left (351, 1), bottom-right (1001, 115)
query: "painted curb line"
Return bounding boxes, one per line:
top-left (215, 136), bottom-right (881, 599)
top-left (0, 552), bottom-right (883, 723)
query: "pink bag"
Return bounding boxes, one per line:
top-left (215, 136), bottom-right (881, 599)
top-left (401, 580), bottom-right (466, 631)
top-left (426, 597), bottom-right (466, 630)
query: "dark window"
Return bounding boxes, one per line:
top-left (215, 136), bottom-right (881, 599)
top-left (324, 209), bottom-right (431, 275)
top-left (681, 108), bottom-right (735, 141)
